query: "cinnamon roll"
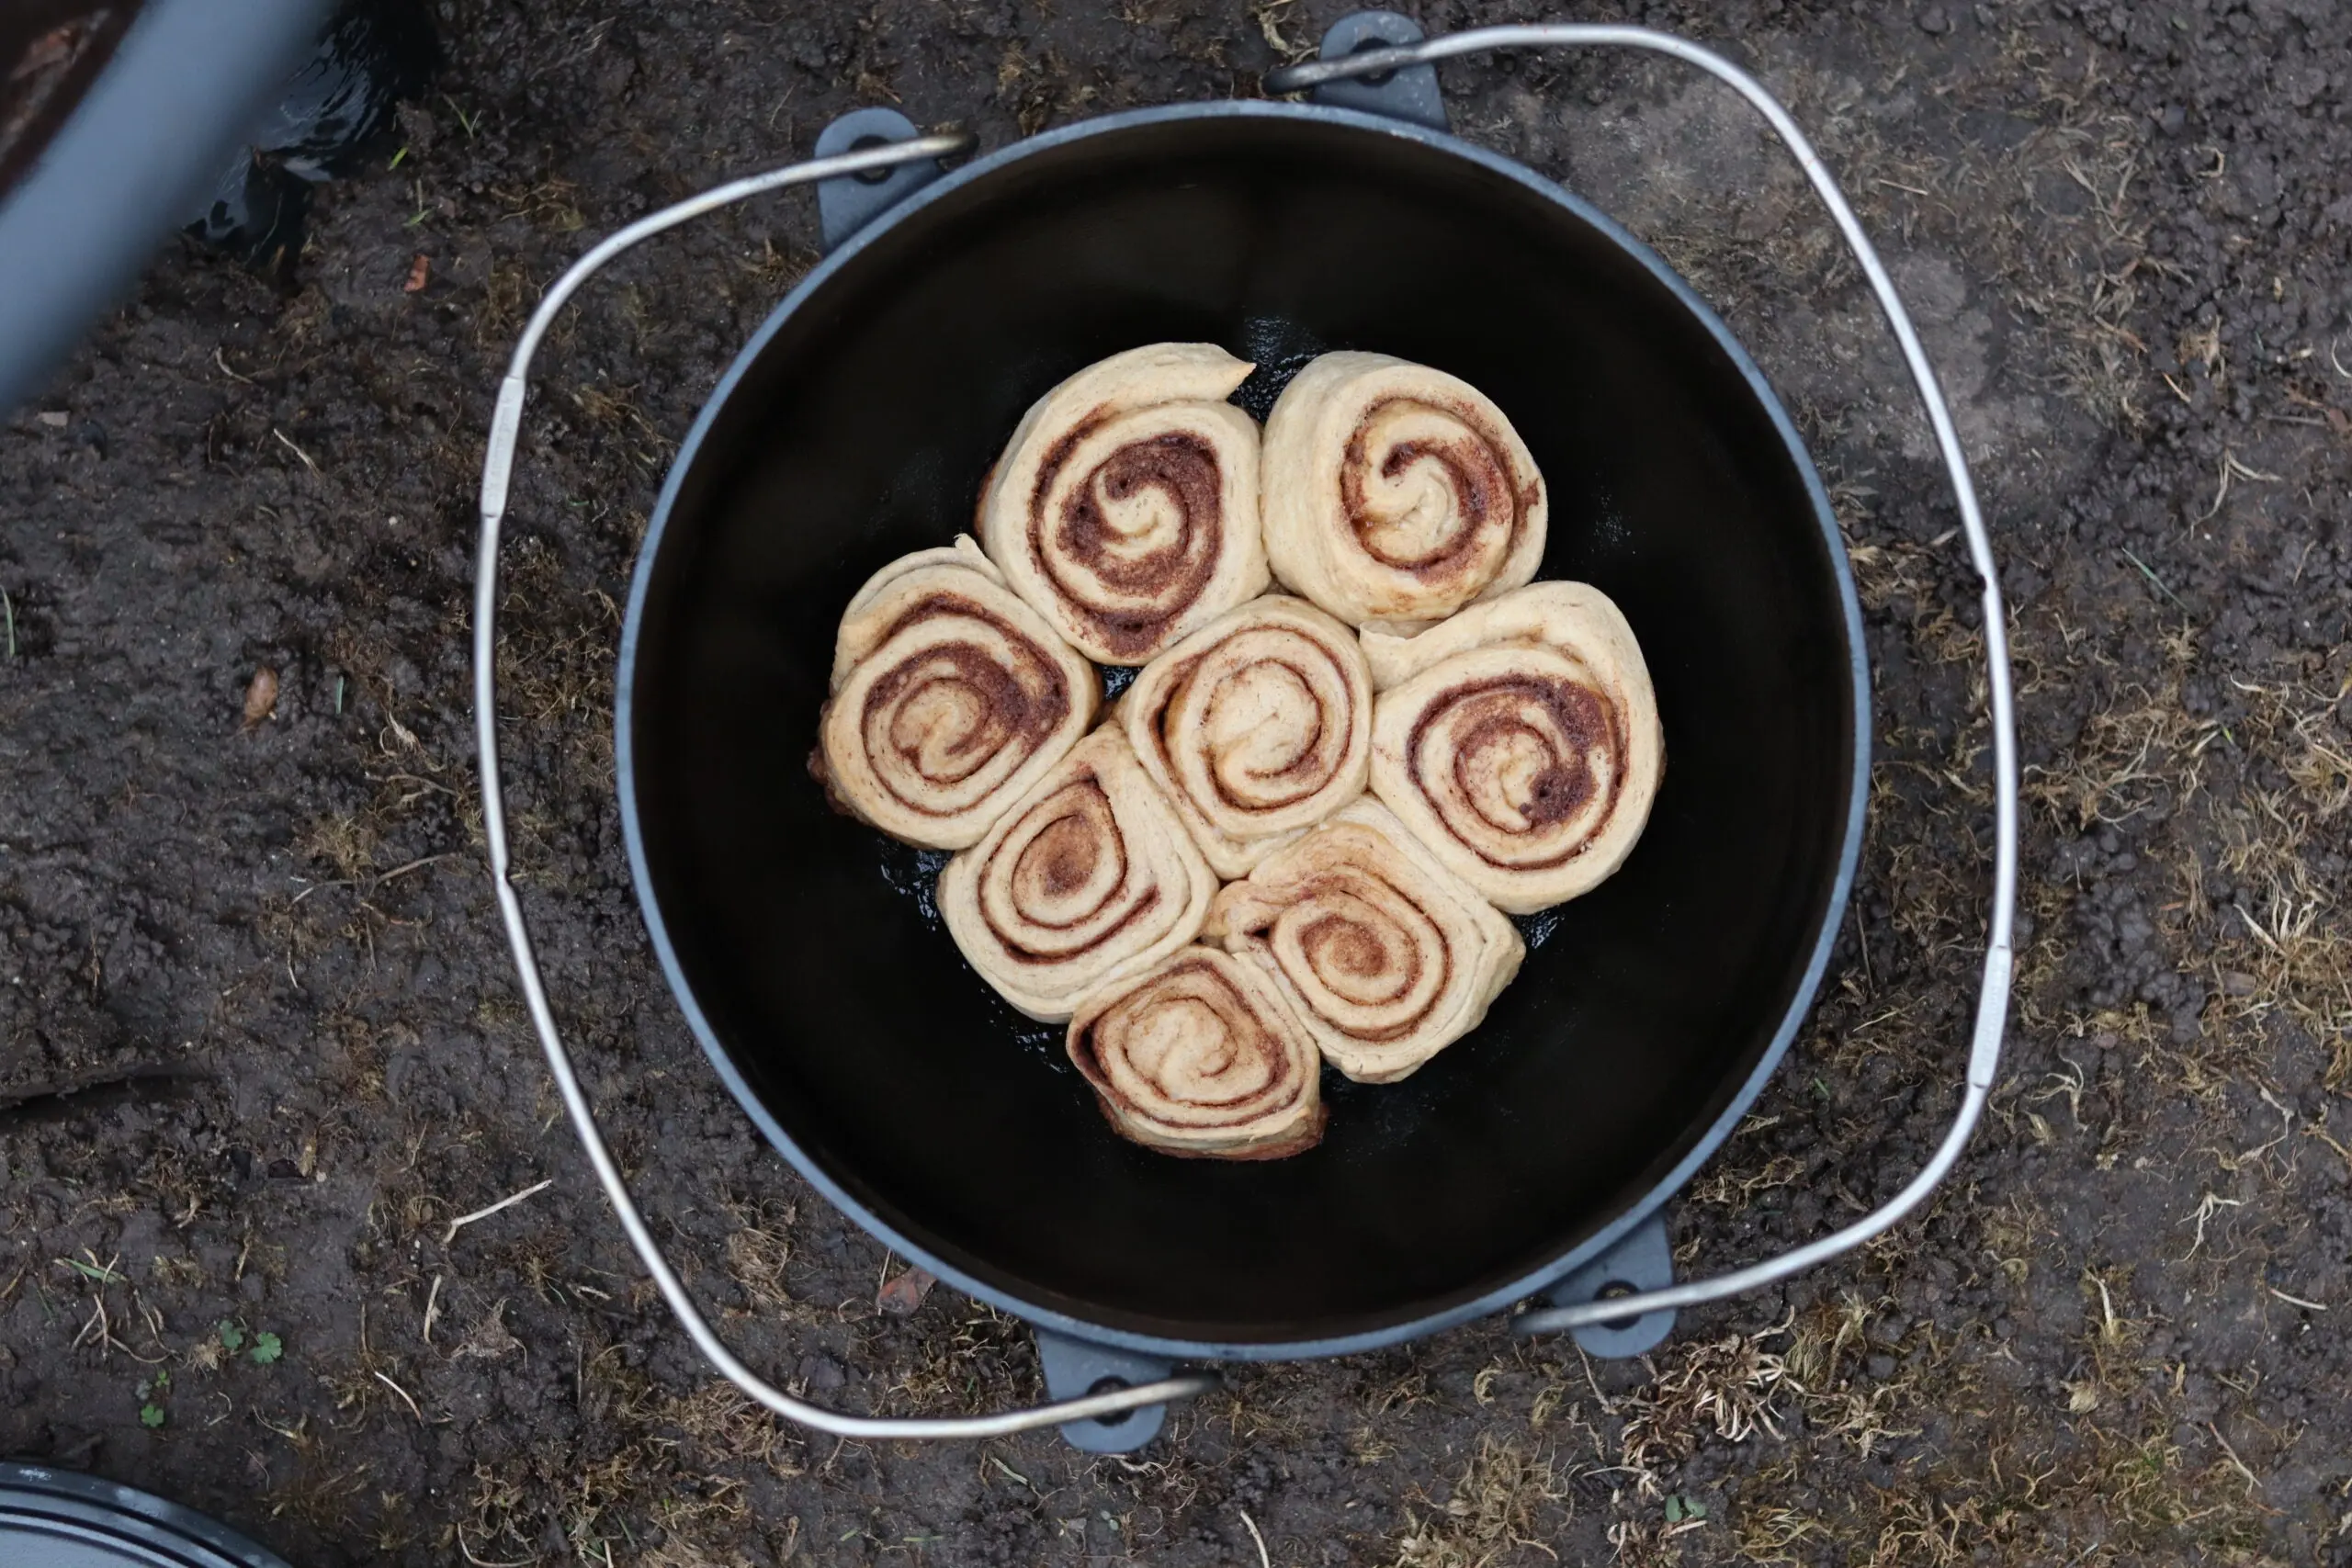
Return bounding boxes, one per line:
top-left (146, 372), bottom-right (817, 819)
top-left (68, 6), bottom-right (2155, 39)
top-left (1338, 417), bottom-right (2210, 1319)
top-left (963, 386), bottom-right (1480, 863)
top-left (1204, 799), bottom-right (1523, 1083)
top-left (1364, 581), bottom-right (1663, 914)
top-left (1067, 947), bottom-right (1328, 1159)
top-left (1261, 352), bottom-right (1546, 633)
top-left (937, 727), bottom-right (1217, 1021)
top-left (1117, 594), bottom-right (1373, 877)
top-left (816, 536), bottom-right (1100, 850)
top-left (978, 343), bottom-right (1272, 664)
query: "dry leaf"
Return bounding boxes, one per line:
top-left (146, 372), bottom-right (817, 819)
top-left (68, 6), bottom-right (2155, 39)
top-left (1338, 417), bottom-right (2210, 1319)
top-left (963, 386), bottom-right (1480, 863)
top-left (404, 254), bottom-right (430, 293)
top-left (451, 1299), bottom-right (523, 1361)
top-left (243, 667), bottom-right (279, 728)
top-left (877, 1266), bottom-right (937, 1316)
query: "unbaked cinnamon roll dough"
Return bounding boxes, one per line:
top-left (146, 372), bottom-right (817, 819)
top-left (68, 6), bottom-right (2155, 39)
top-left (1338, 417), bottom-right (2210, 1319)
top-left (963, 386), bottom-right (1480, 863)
top-left (1117, 594), bottom-right (1372, 878)
top-left (815, 346), bottom-right (1663, 1158)
top-left (1364, 581), bottom-right (1664, 914)
top-left (816, 536), bottom-right (1100, 850)
top-left (1260, 351), bottom-right (1546, 635)
top-left (1067, 945), bottom-right (1328, 1160)
top-left (978, 343), bottom-right (1271, 664)
top-left (1205, 798), bottom-right (1523, 1084)
top-left (937, 727), bottom-right (1217, 1022)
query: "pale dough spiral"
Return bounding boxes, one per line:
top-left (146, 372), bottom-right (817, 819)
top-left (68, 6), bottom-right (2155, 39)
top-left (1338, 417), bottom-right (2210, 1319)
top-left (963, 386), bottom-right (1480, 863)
top-left (816, 536), bottom-right (1100, 850)
top-left (978, 343), bottom-right (1272, 664)
top-left (1364, 581), bottom-right (1663, 914)
top-left (937, 727), bottom-right (1216, 1021)
top-left (1261, 351), bottom-right (1546, 633)
top-left (1204, 798), bottom-right (1524, 1083)
top-left (1118, 594), bottom-right (1373, 878)
top-left (1067, 946), bottom-right (1328, 1160)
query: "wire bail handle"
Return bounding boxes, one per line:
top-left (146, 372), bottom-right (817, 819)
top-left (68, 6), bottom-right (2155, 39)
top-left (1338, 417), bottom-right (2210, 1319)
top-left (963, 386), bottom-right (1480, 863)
top-left (475, 130), bottom-right (1217, 1441)
top-left (1266, 25), bottom-right (2017, 1337)
top-left (475, 23), bottom-right (2017, 1441)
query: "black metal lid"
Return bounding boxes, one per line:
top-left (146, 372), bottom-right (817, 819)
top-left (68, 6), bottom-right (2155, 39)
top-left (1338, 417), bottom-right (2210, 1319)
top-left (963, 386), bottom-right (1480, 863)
top-left (0, 1463), bottom-right (293, 1568)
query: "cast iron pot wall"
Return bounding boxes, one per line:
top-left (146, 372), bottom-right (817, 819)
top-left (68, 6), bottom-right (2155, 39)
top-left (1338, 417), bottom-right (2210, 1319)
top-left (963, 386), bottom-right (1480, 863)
top-left (617, 103), bottom-right (1866, 1356)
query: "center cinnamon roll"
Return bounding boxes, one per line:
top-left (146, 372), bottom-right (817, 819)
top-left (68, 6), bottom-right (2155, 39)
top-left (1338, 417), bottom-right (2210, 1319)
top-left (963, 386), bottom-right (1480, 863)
top-left (978, 343), bottom-right (1272, 664)
top-left (1117, 594), bottom-right (1373, 877)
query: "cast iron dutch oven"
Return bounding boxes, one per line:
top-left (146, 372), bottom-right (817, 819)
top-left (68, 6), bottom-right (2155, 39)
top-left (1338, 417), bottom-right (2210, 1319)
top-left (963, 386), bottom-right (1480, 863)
top-left (474, 15), bottom-right (2018, 1452)
top-left (0, 1462), bottom-right (294, 1567)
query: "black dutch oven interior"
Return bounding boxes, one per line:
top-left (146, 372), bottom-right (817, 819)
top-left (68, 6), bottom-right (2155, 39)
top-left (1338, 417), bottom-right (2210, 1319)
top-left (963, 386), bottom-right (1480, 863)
top-left (618, 104), bottom-right (1865, 1355)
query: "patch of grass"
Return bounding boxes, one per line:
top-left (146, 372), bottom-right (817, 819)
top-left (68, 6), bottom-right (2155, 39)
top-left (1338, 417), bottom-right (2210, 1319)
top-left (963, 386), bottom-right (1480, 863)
top-left (662, 1382), bottom-right (804, 1479)
top-left (718, 1194), bottom-right (798, 1320)
top-left (1388, 1434), bottom-right (1569, 1568)
top-left (1619, 1330), bottom-right (1792, 1499)
top-left (885, 1297), bottom-right (1038, 1416)
top-left (1711, 1269), bottom-right (2275, 1567)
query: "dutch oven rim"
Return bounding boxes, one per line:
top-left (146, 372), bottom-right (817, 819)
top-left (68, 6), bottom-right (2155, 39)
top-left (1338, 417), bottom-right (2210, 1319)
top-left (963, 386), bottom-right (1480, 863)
top-left (611, 96), bottom-right (1871, 1362)
top-left (0, 1461), bottom-right (296, 1567)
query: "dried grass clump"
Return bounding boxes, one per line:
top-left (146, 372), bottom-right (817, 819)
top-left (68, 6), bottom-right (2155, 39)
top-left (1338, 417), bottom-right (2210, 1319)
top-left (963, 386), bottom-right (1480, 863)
top-left (1389, 1435), bottom-right (1569, 1568)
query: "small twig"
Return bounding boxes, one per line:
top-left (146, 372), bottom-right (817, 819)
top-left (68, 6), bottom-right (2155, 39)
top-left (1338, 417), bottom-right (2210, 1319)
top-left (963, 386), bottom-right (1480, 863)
top-left (456, 1528), bottom-right (534, 1568)
top-left (3, 588), bottom-right (15, 659)
top-left (374, 1370), bottom-right (425, 1422)
top-left (442, 1179), bottom-right (553, 1245)
top-left (271, 427), bottom-right (321, 475)
top-left (2235, 903), bottom-right (2286, 955)
top-left (291, 852), bottom-right (457, 905)
top-left (213, 346), bottom-right (257, 386)
top-left (2267, 1286), bottom-right (2326, 1312)
top-left (2197, 455), bottom-right (2233, 523)
top-left (2197, 450), bottom-right (2281, 523)
top-left (2206, 1423), bottom-right (2260, 1496)
top-left (1238, 1509), bottom-right (1272, 1568)
top-left (424, 1273), bottom-right (443, 1344)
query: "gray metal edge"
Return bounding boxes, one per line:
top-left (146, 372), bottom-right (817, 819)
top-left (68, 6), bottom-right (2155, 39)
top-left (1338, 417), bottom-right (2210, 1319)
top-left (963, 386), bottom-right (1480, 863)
top-left (0, 0), bottom-right (334, 412)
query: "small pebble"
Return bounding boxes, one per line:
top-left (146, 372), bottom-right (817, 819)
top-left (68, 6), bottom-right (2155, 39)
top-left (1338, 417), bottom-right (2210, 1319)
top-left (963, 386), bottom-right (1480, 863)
top-left (2157, 104), bottom-right (2187, 136)
top-left (1917, 6), bottom-right (1951, 34)
top-left (242, 667), bottom-right (279, 728)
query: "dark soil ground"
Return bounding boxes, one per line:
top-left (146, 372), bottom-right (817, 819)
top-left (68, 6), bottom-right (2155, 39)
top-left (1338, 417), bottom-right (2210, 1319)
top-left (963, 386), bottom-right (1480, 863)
top-left (6, 0), bottom-right (2350, 1562)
